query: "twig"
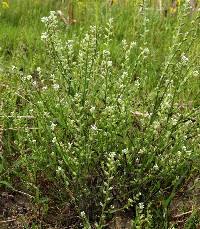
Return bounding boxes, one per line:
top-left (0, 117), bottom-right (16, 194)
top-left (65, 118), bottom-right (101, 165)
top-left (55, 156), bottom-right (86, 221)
top-left (174, 210), bottom-right (192, 219)
top-left (0, 218), bottom-right (16, 224)
top-left (14, 189), bottom-right (34, 199)
top-left (57, 10), bottom-right (68, 25)
top-left (0, 125), bottom-right (3, 153)
top-left (15, 92), bottom-right (32, 104)
top-left (4, 127), bottom-right (39, 131)
top-left (131, 111), bottom-right (151, 118)
top-left (0, 116), bottom-right (35, 119)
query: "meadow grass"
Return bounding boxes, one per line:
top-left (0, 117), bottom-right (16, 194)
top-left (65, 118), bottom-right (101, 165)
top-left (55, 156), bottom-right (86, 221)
top-left (0, 1), bottom-right (200, 228)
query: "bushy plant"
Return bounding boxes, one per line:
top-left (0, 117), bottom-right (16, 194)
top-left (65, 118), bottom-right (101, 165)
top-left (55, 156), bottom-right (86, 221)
top-left (1, 2), bottom-right (200, 228)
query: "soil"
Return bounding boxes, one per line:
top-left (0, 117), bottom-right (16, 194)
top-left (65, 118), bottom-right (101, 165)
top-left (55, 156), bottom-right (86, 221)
top-left (0, 187), bottom-right (80, 228)
top-left (0, 188), bottom-right (40, 228)
top-left (1, 174), bottom-right (200, 229)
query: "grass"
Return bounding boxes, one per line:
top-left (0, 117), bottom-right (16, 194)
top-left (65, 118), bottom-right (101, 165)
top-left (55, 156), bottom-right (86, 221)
top-left (0, 0), bottom-right (200, 228)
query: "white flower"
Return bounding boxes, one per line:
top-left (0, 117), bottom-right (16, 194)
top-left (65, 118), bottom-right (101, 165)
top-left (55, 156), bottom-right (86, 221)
top-left (66, 40), bottom-right (74, 48)
top-left (51, 122), bottom-right (57, 131)
top-left (51, 151), bottom-right (55, 156)
top-left (11, 65), bottom-right (17, 71)
top-left (50, 74), bottom-right (55, 79)
top-left (41, 32), bottom-right (48, 41)
top-left (153, 164), bottom-right (159, 170)
top-left (26, 75), bottom-right (32, 80)
top-left (84, 33), bottom-right (90, 42)
top-left (37, 67), bottom-right (41, 72)
top-left (122, 39), bottom-right (127, 47)
top-left (56, 166), bottom-right (62, 173)
top-left (130, 41), bottom-right (137, 48)
top-left (143, 47), bottom-right (150, 55)
top-left (91, 124), bottom-right (97, 131)
top-left (135, 80), bottom-right (140, 87)
top-left (42, 86), bottom-right (48, 91)
top-left (139, 202), bottom-right (144, 210)
top-left (41, 16), bottom-right (48, 24)
top-left (177, 151), bottom-right (182, 157)
top-left (90, 106), bottom-right (95, 113)
top-left (108, 18), bottom-right (113, 25)
top-left (128, 198), bottom-right (133, 204)
top-left (171, 118), bottom-right (178, 126)
top-left (52, 137), bottom-right (57, 143)
top-left (122, 148), bottom-right (127, 154)
top-left (193, 70), bottom-right (199, 77)
top-left (107, 61), bottom-right (112, 67)
top-left (121, 71), bottom-right (128, 79)
top-left (52, 83), bottom-right (60, 91)
top-left (181, 54), bottom-right (189, 63)
top-left (44, 112), bottom-right (50, 117)
top-left (109, 152), bottom-right (116, 158)
top-left (118, 98), bottom-right (122, 104)
top-left (68, 142), bottom-right (72, 149)
top-left (138, 149), bottom-right (144, 154)
top-left (32, 81), bottom-right (37, 87)
top-left (103, 50), bottom-right (110, 56)
top-left (182, 146), bottom-right (187, 151)
top-left (80, 211), bottom-right (86, 218)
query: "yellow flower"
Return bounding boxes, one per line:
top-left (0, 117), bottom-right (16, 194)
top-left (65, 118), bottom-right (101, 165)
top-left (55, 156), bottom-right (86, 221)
top-left (170, 6), bottom-right (177, 14)
top-left (2, 1), bottom-right (9, 9)
top-left (110, 0), bottom-right (117, 5)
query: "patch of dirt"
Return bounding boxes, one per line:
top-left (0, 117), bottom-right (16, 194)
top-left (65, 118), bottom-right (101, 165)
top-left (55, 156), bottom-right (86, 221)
top-left (108, 215), bottom-right (132, 229)
top-left (1, 174), bottom-right (200, 229)
top-left (170, 175), bottom-right (200, 228)
top-left (0, 188), bottom-right (41, 228)
top-left (0, 188), bottom-right (80, 228)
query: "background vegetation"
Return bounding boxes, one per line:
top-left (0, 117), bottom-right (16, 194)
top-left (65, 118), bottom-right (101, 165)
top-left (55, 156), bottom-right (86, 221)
top-left (0, 0), bottom-right (200, 228)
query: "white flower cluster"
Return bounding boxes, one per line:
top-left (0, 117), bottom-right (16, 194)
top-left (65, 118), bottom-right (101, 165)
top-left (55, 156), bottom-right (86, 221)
top-left (41, 11), bottom-right (58, 42)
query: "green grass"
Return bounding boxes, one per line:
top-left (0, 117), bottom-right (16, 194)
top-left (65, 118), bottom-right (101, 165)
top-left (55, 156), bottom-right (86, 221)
top-left (0, 1), bottom-right (200, 228)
